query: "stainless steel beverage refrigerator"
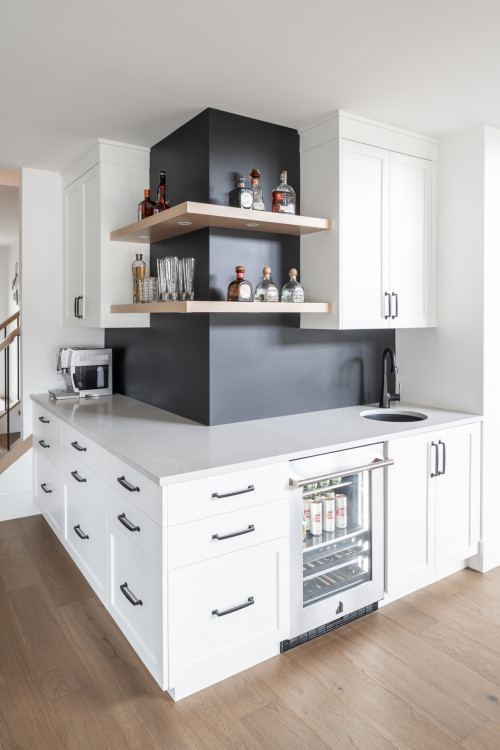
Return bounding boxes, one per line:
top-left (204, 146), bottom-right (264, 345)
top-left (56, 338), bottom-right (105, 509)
top-left (282, 443), bottom-right (393, 650)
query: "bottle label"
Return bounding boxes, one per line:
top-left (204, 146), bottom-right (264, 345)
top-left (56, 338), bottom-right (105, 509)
top-left (240, 192), bottom-right (253, 209)
top-left (239, 284), bottom-right (252, 300)
top-left (292, 287), bottom-right (304, 302)
top-left (267, 287), bottom-right (279, 302)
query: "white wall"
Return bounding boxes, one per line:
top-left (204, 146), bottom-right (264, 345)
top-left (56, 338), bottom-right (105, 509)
top-left (20, 168), bottom-right (104, 435)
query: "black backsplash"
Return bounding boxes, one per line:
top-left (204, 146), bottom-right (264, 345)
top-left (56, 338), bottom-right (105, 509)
top-left (105, 108), bottom-right (395, 425)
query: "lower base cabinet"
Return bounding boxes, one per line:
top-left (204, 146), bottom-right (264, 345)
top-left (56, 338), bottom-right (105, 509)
top-left (64, 484), bottom-right (107, 604)
top-left (168, 537), bottom-right (289, 698)
top-left (385, 422), bottom-right (480, 600)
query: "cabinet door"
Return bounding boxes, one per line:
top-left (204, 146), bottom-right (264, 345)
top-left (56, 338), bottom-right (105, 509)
top-left (340, 140), bottom-right (390, 329)
top-left (34, 449), bottom-right (63, 539)
top-left (389, 153), bottom-right (434, 328)
top-left (81, 166), bottom-right (101, 327)
top-left (434, 423), bottom-right (480, 570)
top-left (64, 483), bottom-right (107, 603)
top-left (385, 433), bottom-right (434, 597)
top-left (63, 179), bottom-right (83, 325)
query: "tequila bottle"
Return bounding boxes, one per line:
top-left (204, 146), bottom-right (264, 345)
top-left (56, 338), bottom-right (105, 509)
top-left (227, 266), bottom-right (253, 301)
top-left (153, 171), bottom-right (171, 213)
top-left (138, 189), bottom-right (155, 220)
top-left (249, 168), bottom-right (266, 211)
top-left (255, 267), bottom-right (279, 302)
top-left (229, 176), bottom-right (253, 209)
top-left (281, 268), bottom-right (304, 302)
top-left (272, 170), bottom-right (296, 214)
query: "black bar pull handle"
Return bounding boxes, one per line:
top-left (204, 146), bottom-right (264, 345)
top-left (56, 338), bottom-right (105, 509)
top-left (74, 296), bottom-right (78, 318)
top-left (391, 292), bottom-right (399, 319)
top-left (430, 442), bottom-right (439, 478)
top-left (71, 470), bottom-right (87, 483)
top-left (71, 440), bottom-right (87, 452)
top-left (38, 439), bottom-right (50, 448)
top-left (212, 484), bottom-right (254, 499)
top-left (120, 582), bottom-right (143, 606)
top-left (41, 483), bottom-right (52, 494)
top-left (212, 524), bottom-right (255, 541)
top-left (73, 524), bottom-right (89, 540)
top-left (384, 291), bottom-right (391, 319)
top-left (438, 440), bottom-right (446, 476)
top-left (38, 416), bottom-right (50, 424)
top-left (212, 596), bottom-right (254, 617)
top-left (117, 476), bottom-right (140, 492)
top-left (117, 513), bottom-right (140, 532)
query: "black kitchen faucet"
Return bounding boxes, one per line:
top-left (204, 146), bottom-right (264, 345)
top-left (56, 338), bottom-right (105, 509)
top-left (379, 347), bottom-right (401, 409)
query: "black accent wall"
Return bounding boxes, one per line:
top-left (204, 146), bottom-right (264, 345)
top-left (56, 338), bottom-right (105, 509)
top-left (106, 108), bottom-right (395, 425)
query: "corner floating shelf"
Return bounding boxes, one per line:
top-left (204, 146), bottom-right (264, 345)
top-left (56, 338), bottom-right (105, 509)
top-left (110, 301), bottom-right (332, 314)
top-left (110, 201), bottom-right (332, 243)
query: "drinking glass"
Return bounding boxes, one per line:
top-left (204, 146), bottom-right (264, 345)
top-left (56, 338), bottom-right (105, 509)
top-left (157, 258), bottom-right (167, 301)
top-left (183, 258), bottom-right (196, 301)
top-left (165, 256), bottom-right (178, 301)
top-left (137, 277), bottom-right (158, 303)
top-left (177, 259), bottom-right (185, 300)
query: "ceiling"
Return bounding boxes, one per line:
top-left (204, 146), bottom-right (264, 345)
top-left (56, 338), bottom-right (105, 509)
top-left (1, 0), bottom-right (500, 173)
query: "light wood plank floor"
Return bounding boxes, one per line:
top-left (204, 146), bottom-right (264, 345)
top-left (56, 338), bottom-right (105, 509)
top-left (1, 514), bottom-right (500, 750)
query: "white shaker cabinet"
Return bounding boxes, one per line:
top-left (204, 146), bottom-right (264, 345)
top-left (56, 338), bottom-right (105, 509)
top-left (299, 111), bottom-right (437, 330)
top-left (62, 139), bottom-right (150, 329)
top-left (385, 422), bottom-right (480, 600)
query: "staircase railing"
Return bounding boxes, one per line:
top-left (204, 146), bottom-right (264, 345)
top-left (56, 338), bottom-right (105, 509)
top-left (1, 311), bottom-right (20, 453)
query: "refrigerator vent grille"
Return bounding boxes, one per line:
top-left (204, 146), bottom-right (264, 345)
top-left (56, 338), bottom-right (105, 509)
top-left (280, 602), bottom-right (378, 653)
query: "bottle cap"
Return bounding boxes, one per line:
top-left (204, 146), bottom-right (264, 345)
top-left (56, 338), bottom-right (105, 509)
top-left (235, 265), bottom-right (245, 273)
top-left (144, 189), bottom-right (150, 197)
top-left (289, 268), bottom-right (298, 276)
top-left (136, 254), bottom-right (143, 260)
top-left (250, 168), bottom-right (261, 180)
top-left (280, 170), bottom-right (287, 181)
top-left (263, 267), bottom-right (271, 274)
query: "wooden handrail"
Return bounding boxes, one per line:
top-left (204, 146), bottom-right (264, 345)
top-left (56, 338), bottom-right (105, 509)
top-left (0, 311), bottom-right (20, 330)
top-left (0, 326), bottom-right (20, 355)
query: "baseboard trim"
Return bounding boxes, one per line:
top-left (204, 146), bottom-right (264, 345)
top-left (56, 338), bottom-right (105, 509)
top-left (0, 491), bottom-right (38, 522)
top-left (468, 538), bottom-right (500, 573)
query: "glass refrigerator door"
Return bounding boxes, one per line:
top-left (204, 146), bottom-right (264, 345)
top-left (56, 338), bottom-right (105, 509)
top-left (302, 470), bottom-right (371, 608)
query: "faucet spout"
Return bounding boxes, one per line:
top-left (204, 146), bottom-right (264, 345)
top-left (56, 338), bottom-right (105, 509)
top-left (379, 347), bottom-right (400, 409)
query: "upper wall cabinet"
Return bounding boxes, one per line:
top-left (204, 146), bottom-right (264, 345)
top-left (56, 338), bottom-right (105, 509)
top-left (62, 140), bottom-right (151, 329)
top-left (299, 111), bottom-right (437, 330)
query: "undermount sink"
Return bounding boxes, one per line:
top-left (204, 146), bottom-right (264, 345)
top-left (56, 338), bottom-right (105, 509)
top-left (360, 409), bottom-right (428, 423)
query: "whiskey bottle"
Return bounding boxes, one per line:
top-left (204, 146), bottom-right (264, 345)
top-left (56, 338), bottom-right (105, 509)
top-left (272, 170), bottom-right (296, 214)
top-left (281, 268), bottom-right (304, 302)
top-left (255, 267), bottom-right (279, 302)
top-left (229, 176), bottom-right (253, 209)
top-left (153, 171), bottom-right (171, 213)
top-left (132, 253), bottom-right (146, 303)
top-left (249, 168), bottom-right (266, 211)
top-left (227, 266), bottom-right (253, 302)
top-left (138, 189), bottom-right (155, 221)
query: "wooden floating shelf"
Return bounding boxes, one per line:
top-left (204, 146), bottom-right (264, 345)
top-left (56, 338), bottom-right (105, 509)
top-left (110, 201), bottom-right (332, 243)
top-left (110, 301), bottom-right (332, 314)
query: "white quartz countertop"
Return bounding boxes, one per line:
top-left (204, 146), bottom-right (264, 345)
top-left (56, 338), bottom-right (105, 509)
top-left (31, 393), bottom-right (482, 485)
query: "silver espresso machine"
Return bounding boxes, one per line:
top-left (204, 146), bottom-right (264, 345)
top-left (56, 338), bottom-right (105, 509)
top-left (49, 347), bottom-right (113, 399)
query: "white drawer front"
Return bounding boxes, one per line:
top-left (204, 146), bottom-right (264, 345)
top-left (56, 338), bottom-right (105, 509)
top-left (62, 422), bottom-right (105, 478)
top-left (33, 425), bottom-right (61, 471)
top-left (168, 538), bottom-right (289, 688)
top-left (34, 449), bottom-right (63, 538)
top-left (62, 447), bottom-right (106, 512)
top-left (168, 497), bottom-right (289, 569)
top-left (64, 484), bottom-right (106, 602)
top-left (108, 524), bottom-right (163, 684)
top-left (106, 453), bottom-right (162, 526)
top-left (32, 403), bottom-right (61, 443)
top-left (107, 486), bottom-right (162, 568)
top-left (168, 462), bottom-right (289, 526)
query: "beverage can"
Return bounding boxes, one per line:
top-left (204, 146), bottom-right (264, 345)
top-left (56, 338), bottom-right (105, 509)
top-left (310, 499), bottom-right (323, 536)
top-left (323, 496), bottom-right (335, 532)
top-left (303, 496), bottom-right (311, 532)
top-left (335, 494), bottom-right (347, 529)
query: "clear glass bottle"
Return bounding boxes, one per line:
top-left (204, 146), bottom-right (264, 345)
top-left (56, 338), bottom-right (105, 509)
top-left (249, 168), bottom-right (266, 211)
top-left (138, 189), bottom-right (155, 220)
top-left (255, 267), bottom-right (279, 302)
top-left (227, 266), bottom-right (253, 301)
top-left (153, 171), bottom-right (171, 213)
top-left (281, 268), bottom-right (304, 302)
top-left (272, 170), bottom-right (296, 214)
top-left (229, 176), bottom-right (253, 209)
top-left (132, 253), bottom-right (146, 303)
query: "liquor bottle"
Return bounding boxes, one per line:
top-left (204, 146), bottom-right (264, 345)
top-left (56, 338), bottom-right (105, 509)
top-left (272, 170), bottom-right (296, 214)
top-left (249, 168), bottom-right (266, 211)
top-left (229, 176), bottom-right (253, 209)
top-left (132, 253), bottom-right (146, 303)
top-left (255, 267), bottom-right (279, 302)
top-left (227, 266), bottom-right (253, 301)
top-left (281, 268), bottom-right (304, 302)
top-left (138, 189), bottom-right (155, 221)
top-left (153, 171), bottom-right (171, 213)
